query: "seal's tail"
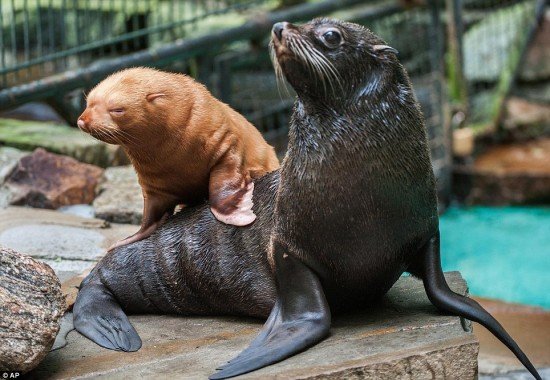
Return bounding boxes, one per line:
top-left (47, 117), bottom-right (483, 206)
top-left (410, 232), bottom-right (541, 380)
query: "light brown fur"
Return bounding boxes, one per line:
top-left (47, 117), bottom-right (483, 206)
top-left (78, 67), bottom-right (279, 249)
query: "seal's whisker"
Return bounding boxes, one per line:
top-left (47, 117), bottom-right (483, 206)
top-left (291, 36), bottom-right (343, 96)
top-left (269, 41), bottom-right (290, 99)
top-left (299, 36), bottom-right (342, 92)
top-left (298, 40), bottom-right (332, 94)
top-left (99, 127), bottom-right (121, 144)
top-left (112, 128), bottom-right (138, 144)
top-left (292, 38), bottom-right (329, 94)
top-left (302, 41), bottom-right (343, 94)
top-left (296, 39), bottom-right (330, 92)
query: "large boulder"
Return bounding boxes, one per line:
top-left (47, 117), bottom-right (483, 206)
top-left (3, 148), bottom-right (104, 209)
top-left (0, 247), bottom-right (65, 373)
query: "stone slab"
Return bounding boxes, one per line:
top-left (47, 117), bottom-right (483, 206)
top-left (0, 118), bottom-right (128, 167)
top-left (0, 207), bottom-right (136, 280)
top-left (30, 272), bottom-right (479, 379)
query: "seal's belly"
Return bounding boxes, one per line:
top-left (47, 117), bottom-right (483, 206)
top-left (277, 182), bottom-right (436, 309)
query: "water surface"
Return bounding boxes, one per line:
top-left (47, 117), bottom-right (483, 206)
top-left (439, 206), bottom-right (550, 309)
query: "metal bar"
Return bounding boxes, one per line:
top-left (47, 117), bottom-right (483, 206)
top-left (10, 0), bottom-right (18, 83)
top-left (446, 0), bottom-right (468, 108)
top-left (48, 0), bottom-right (54, 59)
top-left (35, 0), bottom-right (43, 69)
top-left (0, 0), bottom-right (398, 109)
top-left (60, 0), bottom-right (68, 70)
top-left (0, 1), bottom-right (6, 87)
top-left (23, 0), bottom-right (30, 66)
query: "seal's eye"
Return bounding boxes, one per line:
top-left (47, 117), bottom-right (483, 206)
top-left (109, 108), bottom-right (125, 117)
top-left (322, 30), bottom-right (341, 47)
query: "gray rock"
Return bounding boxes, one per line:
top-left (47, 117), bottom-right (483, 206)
top-left (0, 247), bottom-right (65, 373)
top-left (0, 147), bottom-right (30, 209)
top-left (0, 147), bottom-right (29, 183)
top-left (4, 148), bottom-right (104, 209)
top-left (93, 165), bottom-right (143, 225)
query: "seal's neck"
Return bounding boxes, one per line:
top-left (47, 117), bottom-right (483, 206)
top-left (285, 67), bottom-right (430, 181)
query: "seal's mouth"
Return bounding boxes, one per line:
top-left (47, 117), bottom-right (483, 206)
top-left (270, 22), bottom-right (293, 60)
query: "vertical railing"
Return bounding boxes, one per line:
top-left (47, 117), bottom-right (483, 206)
top-left (449, 0), bottom-right (542, 135)
top-left (0, 0), bottom-right (272, 88)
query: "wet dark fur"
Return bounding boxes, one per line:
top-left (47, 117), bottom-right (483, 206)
top-left (79, 172), bottom-right (279, 319)
top-left (74, 18), bottom-right (540, 379)
top-left (271, 19), bottom-right (438, 311)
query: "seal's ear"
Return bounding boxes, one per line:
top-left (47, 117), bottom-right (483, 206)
top-left (146, 93), bottom-right (166, 102)
top-left (372, 45), bottom-right (399, 56)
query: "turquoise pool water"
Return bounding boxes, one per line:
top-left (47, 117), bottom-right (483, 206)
top-left (439, 206), bottom-right (550, 309)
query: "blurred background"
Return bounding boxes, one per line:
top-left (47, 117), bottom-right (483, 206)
top-left (0, 0), bottom-right (548, 376)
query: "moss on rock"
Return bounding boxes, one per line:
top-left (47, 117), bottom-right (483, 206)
top-left (0, 118), bottom-right (128, 167)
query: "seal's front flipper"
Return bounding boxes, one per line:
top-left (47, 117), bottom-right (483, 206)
top-left (108, 196), bottom-right (173, 251)
top-left (210, 243), bottom-right (331, 379)
top-left (74, 282), bottom-right (142, 352)
top-left (209, 154), bottom-right (256, 227)
top-left (411, 232), bottom-right (541, 380)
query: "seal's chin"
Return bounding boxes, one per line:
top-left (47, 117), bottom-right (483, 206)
top-left (270, 38), bottom-right (294, 67)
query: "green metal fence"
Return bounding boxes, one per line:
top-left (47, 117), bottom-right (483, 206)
top-left (0, 0), bottom-right (273, 88)
top-left (447, 0), bottom-right (544, 133)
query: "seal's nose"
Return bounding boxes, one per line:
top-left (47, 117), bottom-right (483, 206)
top-left (77, 118), bottom-right (87, 131)
top-left (272, 22), bottom-right (287, 41)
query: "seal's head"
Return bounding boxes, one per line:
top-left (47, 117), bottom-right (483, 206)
top-left (270, 18), bottom-right (401, 107)
top-left (77, 67), bottom-right (170, 145)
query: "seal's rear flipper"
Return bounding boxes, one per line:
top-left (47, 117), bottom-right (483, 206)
top-left (73, 281), bottom-right (142, 352)
top-left (210, 244), bottom-right (331, 379)
top-left (411, 232), bottom-right (541, 380)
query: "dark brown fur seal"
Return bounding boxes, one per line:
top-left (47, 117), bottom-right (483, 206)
top-left (74, 19), bottom-right (541, 380)
top-left (78, 67), bottom-right (279, 250)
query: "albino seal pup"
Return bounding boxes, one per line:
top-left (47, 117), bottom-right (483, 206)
top-left (74, 19), bottom-right (541, 380)
top-left (77, 67), bottom-right (279, 250)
